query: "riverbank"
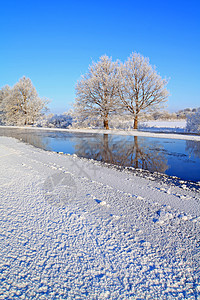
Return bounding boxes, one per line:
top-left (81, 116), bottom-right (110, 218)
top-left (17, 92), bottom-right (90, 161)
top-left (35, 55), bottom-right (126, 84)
top-left (0, 136), bottom-right (199, 299)
top-left (0, 125), bottom-right (200, 141)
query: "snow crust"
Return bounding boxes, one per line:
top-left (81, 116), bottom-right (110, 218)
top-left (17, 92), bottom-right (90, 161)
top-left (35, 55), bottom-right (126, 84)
top-left (138, 120), bottom-right (188, 134)
top-left (140, 120), bottom-right (186, 128)
top-left (0, 137), bottom-right (199, 299)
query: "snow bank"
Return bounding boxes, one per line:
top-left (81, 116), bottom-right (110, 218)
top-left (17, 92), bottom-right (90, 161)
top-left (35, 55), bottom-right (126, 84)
top-left (140, 120), bottom-right (186, 128)
top-left (0, 137), bottom-right (199, 299)
top-left (139, 120), bottom-right (187, 134)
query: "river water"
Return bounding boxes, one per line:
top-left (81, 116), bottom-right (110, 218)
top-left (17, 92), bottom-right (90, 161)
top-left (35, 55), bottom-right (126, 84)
top-left (0, 128), bottom-right (200, 183)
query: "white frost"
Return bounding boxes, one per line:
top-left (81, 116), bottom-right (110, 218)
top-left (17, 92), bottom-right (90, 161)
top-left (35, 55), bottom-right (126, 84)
top-left (0, 136), bottom-right (199, 299)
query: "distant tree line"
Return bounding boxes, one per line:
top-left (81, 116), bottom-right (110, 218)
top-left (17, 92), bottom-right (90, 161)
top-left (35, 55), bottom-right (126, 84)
top-left (37, 112), bottom-right (73, 128)
top-left (141, 109), bottom-right (199, 121)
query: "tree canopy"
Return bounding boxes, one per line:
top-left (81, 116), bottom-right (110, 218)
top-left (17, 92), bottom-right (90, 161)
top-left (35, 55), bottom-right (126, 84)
top-left (0, 76), bottom-right (49, 125)
top-left (119, 53), bottom-right (169, 129)
top-left (75, 53), bottom-right (169, 129)
top-left (75, 55), bottom-right (121, 129)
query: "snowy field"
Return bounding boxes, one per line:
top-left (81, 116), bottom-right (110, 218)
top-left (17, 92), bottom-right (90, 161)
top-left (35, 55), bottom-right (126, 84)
top-left (140, 120), bottom-right (186, 128)
top-left (139, 120), bottom-right (186, 133)
top-left (0, 136), bottom-right (199, 299)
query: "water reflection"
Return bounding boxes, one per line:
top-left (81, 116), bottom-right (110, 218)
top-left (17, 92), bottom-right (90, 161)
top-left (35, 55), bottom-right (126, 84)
top-left (186, 140), bottom-right (200, 159)
top-left (0, 128), bottom-right (49, 150)
top-left (75, 134), bottom-right (168, 173)
top-left (0, 128), bottom-right (200, 182)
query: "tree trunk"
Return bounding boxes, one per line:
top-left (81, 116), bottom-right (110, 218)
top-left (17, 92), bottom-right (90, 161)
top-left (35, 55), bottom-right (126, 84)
top-left (103, 116), bottom-right (109, 129)
top-left (134, 115), bottom-right (138, 129)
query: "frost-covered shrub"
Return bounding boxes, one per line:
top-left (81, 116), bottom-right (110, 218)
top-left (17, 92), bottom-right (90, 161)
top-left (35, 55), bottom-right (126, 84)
top-left (36, 112), bottom-right (73, 128)
top-left (47, 114), bottom-right (73, 128)
top-left (0, 112), bottom-right (5, 125)
top-left (71, 114), bottom-right (103, 128)
top-left (109, 115), bottom-right (134, 130)
top-left (71, 112), bottom-right (135, 129)
top-left (186, 108), bottom-right (200, 133)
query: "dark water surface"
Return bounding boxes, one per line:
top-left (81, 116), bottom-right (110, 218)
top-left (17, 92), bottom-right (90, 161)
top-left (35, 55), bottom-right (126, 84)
top-left (0, 128), bottom-right (200, 183)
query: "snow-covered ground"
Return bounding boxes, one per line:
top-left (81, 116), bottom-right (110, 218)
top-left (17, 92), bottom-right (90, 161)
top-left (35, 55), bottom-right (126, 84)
top-left (0, 136), bottom-right (199, 299)
top-left (140, 120), bottom-right (186, 128)
top-left (139, 120), bottom-right (187, 133)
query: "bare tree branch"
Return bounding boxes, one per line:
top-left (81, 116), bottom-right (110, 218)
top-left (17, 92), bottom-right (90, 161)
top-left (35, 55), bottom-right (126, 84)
top-left (74, 56), bottom-right (121, 129)
top-left (119, 53), bottom-right (169, 129)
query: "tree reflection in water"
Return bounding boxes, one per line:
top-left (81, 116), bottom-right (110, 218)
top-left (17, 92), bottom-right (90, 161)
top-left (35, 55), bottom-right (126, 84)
top-left (186, 140), bottom-right (200, 159)
top-left (75, 134), bottom-right (168, 174)
top-left (0, 128), bottom-right (49, 150)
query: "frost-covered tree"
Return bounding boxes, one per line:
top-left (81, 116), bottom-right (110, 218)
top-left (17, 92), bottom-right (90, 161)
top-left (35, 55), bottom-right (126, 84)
top-left (75, 55), bottom-right (121, 129)
top-left (35, 111), bottom-right (74, 128)
top-left (46, 113), bottom-right (73, 128)
top-left (119, 53), bottom-right (169, 129)
top-left (0, 85), bottom-right (11, 124)
top-left (186, 108), bottom-right (200, 133)
top-left (2, 76), bottom-right (49, 125)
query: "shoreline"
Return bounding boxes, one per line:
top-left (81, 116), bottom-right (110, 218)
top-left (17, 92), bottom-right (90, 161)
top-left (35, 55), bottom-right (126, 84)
top-left (0, 125), bottom-right (200, 141)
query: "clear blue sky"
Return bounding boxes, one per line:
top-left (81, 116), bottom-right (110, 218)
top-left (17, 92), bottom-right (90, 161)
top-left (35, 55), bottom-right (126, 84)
top-left (0, 0), bottom-right (199, 113)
